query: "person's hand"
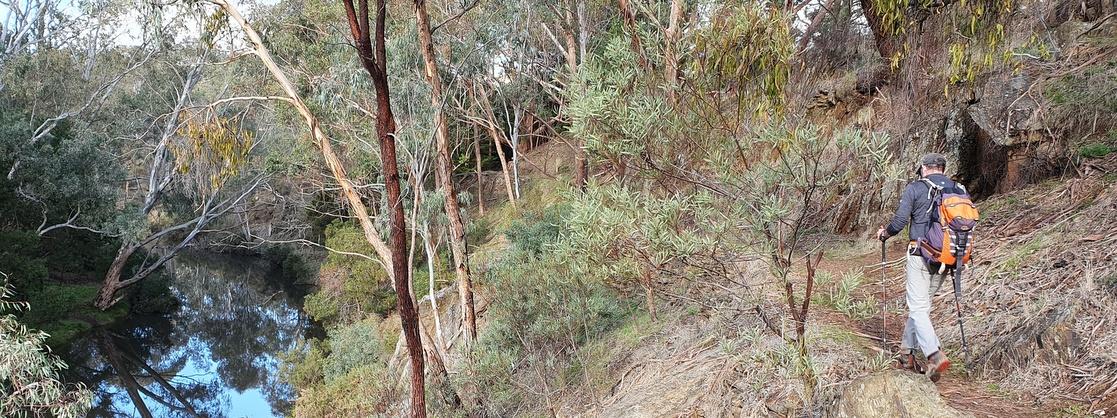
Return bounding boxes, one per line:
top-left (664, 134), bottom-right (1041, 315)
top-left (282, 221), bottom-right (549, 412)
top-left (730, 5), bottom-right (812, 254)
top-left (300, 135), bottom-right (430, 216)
top-left (876, 226), bottom-right (888, 242)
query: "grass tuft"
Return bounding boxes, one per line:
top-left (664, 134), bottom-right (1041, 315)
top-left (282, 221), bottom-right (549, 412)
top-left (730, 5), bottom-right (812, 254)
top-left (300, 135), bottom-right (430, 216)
top-left (1078, 143), bottom-right (1115, 159)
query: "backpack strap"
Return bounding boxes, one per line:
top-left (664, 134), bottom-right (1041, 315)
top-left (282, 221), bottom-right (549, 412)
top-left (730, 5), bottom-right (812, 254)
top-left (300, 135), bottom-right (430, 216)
top-left (919, 178), bottom-right (944, 214)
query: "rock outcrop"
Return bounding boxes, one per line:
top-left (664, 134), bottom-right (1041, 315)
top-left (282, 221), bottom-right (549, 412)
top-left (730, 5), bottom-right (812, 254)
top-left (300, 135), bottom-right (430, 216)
top-left (833, 370), bottom-right (972, 418)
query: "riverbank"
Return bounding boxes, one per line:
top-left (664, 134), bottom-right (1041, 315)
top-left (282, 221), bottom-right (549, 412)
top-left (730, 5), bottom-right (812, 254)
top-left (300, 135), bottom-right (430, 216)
top-left (19, 282), bottom-right (131, 347)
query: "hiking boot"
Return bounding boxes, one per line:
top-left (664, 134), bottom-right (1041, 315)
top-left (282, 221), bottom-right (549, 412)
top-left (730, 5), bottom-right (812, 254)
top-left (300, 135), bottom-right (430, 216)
top-left (897, 352), bottom-right (924, 374)
top-left (925, 351), bottom-right (951, 382)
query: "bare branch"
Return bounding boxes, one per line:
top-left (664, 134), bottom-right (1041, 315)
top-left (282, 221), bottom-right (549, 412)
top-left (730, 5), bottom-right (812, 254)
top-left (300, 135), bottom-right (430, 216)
top-left (432, 0), bottom-right (479, 33)
top-left (7, 49), bottom-right (156, 180)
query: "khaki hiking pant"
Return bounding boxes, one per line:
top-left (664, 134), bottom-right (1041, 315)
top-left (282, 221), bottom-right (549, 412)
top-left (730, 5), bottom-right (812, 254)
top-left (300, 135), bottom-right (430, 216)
top-left (899, 251), bottom-right (947, 357)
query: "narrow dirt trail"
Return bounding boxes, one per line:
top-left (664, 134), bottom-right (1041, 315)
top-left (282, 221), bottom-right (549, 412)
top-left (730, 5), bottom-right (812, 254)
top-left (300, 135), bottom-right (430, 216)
top-left (813, 243), bottom-right (1050, 417)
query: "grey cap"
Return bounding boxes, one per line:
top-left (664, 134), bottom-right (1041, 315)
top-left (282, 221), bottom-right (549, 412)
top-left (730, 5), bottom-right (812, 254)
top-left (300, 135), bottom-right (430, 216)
top-left (920, 153), bottom-right (947, 167)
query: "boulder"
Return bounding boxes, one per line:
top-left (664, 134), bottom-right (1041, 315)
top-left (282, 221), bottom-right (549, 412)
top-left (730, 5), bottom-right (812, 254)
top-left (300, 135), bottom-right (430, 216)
top-left (833, 370), bottom-right (972, 418)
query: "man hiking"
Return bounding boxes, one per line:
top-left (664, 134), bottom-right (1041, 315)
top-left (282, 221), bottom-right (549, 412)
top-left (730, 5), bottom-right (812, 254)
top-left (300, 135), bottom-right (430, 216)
top-left (876, 153), bottom-right (956, 382)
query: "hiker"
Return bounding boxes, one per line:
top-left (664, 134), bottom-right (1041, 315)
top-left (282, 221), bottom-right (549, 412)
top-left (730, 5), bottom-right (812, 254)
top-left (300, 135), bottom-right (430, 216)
top-left (876, 153), bottom-right (957, 382)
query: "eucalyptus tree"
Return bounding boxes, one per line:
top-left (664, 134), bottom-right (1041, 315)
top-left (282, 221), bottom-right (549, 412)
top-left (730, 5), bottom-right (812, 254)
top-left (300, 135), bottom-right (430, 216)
top-left (335, 0), bottom-right (430, 413)
top-left (0, 0), bottom-right (274, 309)
top-left (413, 0), bottom-right (478, 346)
top-left (1, 3), bottom-right (182, 302)
top-left (95, 37), bottom-right (240, 308)
top-left (93, 8), bottom-right (271, 308)
top-left (197, 0), bottom-right (430, 414)
top-left (0, 0), bottom-right (61, 86)
top-left (2, 0), bottom-right (157, 179)
top-left (447, 0), bottom-right (564, 199)
top-left (541, 0), bottom-right (593, 190)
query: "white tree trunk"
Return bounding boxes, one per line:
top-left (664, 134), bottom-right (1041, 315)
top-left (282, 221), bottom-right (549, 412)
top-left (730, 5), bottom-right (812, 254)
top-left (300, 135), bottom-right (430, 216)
top-left (423, 230), bottom-right (447, 351)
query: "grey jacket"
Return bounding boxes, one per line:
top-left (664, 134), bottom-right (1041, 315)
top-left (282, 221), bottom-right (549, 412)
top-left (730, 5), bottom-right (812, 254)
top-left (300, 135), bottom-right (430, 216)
top-left (884, 173), bottom-right (959, 241)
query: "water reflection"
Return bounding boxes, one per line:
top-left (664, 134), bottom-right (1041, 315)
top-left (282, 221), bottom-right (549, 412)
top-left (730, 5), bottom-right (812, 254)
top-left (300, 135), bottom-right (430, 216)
top-left (64, 252), bottom-right (318, 418)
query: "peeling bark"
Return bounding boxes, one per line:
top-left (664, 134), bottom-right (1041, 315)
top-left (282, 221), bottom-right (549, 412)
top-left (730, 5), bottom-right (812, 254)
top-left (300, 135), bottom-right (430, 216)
top-left (415, 0), bottom-right (478, 346)
top-left (211, 0), bottom-right (425, 414)
top-left (618, 0), bottom-right (650, 71)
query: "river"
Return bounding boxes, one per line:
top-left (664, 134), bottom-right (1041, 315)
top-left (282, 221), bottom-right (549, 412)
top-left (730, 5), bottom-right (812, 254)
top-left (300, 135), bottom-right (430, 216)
top-left (62, 252), bottom-right (320, 418)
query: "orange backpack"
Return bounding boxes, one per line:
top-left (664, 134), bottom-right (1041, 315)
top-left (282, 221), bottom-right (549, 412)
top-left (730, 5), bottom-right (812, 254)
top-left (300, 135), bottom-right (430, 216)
top-left (917, 179), bottom-right (980, 270)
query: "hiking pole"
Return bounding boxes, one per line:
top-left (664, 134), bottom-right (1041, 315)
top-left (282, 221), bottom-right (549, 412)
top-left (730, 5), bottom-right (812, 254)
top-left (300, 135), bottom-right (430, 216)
top-left (880, 238), bottom-right (887, 351)
top-left (952, 252), bottom-right (972, 369)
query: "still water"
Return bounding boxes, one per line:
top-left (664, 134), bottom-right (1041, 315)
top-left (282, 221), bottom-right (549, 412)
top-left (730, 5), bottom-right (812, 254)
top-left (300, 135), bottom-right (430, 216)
top-left (63, 252), bottom-right (319, 418)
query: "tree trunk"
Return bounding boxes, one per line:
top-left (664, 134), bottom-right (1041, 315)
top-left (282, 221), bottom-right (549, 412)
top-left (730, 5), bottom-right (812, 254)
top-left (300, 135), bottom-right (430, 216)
top-left (618, 0), bottom-right (650, 70)
top-left (95, 244), bottom-right (138, 309)
top-left (423, 231), bottom-right (447, 350)
top-left (415, 0), bottom-right (478, 346)
top-left (563, 1), bottom-right (589, 192)
top-left (576, 0), bottom-right (588, 61)
top-left (94, 55), bottom-right (202, 309)
top-left (641, 270), bottom-right (657, 320)
top-left (474, 124), bottom-right (484, 215)
top-left (561, 6), bottom-right (579, 77)
top-left (215, 0), bottom-right (425, 414)
top-left (473, 83), bottom-right (517, 206)
top-left (509, 105), bottom-right (522, 199)
top-left (574, 148), bottom-right (588, 191)
top-left (664, 0), bottom-right (683, 105)
top-left (798, 0), bottom-right (840, 51)
top-left (860, 0), bottom-right (897, 59)
top-left (142, 54), bottom-right (205, 215)
top-left (95, 181), bottom-right (261, 310)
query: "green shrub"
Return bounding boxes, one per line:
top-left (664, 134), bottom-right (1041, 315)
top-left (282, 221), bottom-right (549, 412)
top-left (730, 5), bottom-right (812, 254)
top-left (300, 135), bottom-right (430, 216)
top-left (279, 338), bottom-right (327, 389)
top-left (292, 362), bottom-right (398, 417)
top-left (459, 208), bottom-right (633, 416)
top-left (505, 204), bottom-right (568, 256)
top-left (283, 318), bottom-right (397, 417)
top-left (461, 344), bottom-right (522, 416)
top-left (482, 248), bottom-right (629, 354)
top-left (302, 290), bottom-right (339, 324)
top-left (0, 280), bottom-right (93, 417)
top-left (0, 231), bottom-right (48, 290)
top-left (465, 216), bottom-right (493, 248)
top-left (321, 220), bottom-right (391, 284)
top-left (826, 271), bottom-right (877, 320)
top-left (302, 221), bottom-right (398, 324)
top-left (812, 270), bottom-right (878, 320)
top-left (1079, 142), bottom-right (1115, 159)
top-left (322, 318), bottom-right (385, 383)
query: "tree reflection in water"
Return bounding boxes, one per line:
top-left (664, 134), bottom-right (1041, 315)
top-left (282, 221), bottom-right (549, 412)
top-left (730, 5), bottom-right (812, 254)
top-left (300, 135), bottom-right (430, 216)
top-left (64, 252), bottom-right (318, 417)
